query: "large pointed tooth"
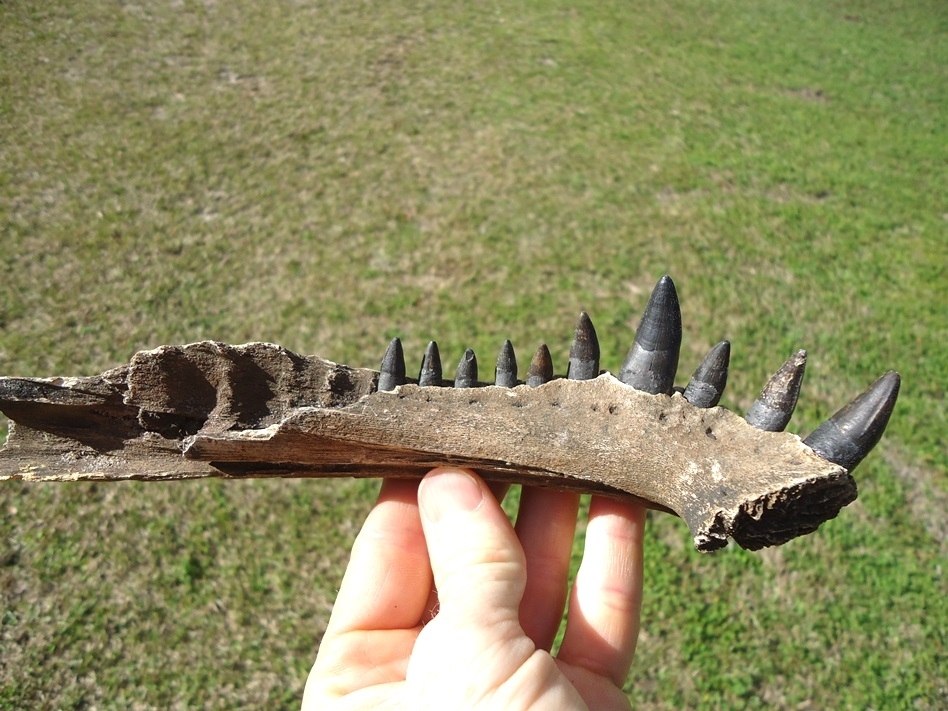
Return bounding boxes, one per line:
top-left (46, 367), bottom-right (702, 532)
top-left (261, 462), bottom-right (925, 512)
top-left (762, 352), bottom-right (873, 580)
top-left (618, 275), bottom-right (682, 394)
top-left (418, 340), bottom-right (442, 386)
top-left (567, 311), bottom-right (600, 381)
top-left (804, 371), bottom-right (900, 473)
top-left (378, 337), bottom-right (406, 392)
top-left (526, 344), bottom-right (554, 388)
top-left (494, 340), bottom-right (518, 387)
top-left (454, 348), bottom-right (478, 388)
top-left (683, 340), bottom-right (730, 408)
top-left (745, 349), bottom-right (807, 431)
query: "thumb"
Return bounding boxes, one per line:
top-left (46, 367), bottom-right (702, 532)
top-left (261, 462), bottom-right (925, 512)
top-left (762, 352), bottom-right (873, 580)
top-left (418, 468), bottom-right (526, 628)
top-left (411, 470), bottom-right (581, 709)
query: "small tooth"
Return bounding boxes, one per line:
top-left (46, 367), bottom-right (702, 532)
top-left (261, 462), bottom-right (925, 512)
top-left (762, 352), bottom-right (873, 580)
top-left (526, 344), bottom-right (554, 388)
top-left (567, 311), bottom-right (600, 381)
top-left (804, 371), bottom-right (900, 473)
top-left (618, 275), bottom-right (682, 394)
top-left (494, 340), bottom-right (518, 387)
top-left (418, 341), bottom-right (442, 386)
top-left (454, 349), bottom-right (478, 388)
top-left (378, 337), bottom-right (406, 392)
top-left (745, 349), bottom-right (806, 431)
top-left (683, 340), bottom-right (730, 408)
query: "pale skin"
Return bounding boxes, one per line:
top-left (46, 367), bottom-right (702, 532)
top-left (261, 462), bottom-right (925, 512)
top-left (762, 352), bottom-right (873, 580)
top-left (302, 467), bottom-right (646, 710)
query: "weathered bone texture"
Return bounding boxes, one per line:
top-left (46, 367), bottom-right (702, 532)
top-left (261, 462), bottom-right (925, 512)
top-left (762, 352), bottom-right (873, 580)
top-left (0, 341), bottom-right (857, 552)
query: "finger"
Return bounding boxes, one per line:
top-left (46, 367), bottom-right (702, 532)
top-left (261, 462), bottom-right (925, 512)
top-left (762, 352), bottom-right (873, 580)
top-left (306, 478), bottom-right (434, 704)
top-left (323, 478), bottom-right (433, 636)
top-left (556, 496), bottom-right (646, 686)
top-left (514, 487), bottom-right (581, 651)
top-left (417, 468), bottom-right (526, 632)
top-left (409, 468), bottom-right (540, 698)
top-left (418, 474), bottom-right (508, 627)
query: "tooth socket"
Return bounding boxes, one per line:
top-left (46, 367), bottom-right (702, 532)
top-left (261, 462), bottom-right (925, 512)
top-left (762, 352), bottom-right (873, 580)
top-left (804, 371), bottom-right (900, 473)
top-left (378, 337), bottom-right (406, 392)
top-left (454, 349), bottom-right (478, 388)
top-left (418, 341), bottom-right (443, 387)
top-left (745, 349), bottom-right (806, 432)
top-left (683, 340), bottom-right (730, 408)
top-left (495, 340), bottom-right (518, 387)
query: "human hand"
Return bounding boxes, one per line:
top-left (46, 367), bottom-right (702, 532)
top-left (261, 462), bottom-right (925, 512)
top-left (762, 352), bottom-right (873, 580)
top-left (302, 467), bottom-right (646, 710)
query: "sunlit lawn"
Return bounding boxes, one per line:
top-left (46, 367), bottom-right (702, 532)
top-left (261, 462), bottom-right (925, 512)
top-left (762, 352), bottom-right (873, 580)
top-left (1, 0), bottom-right (945, 708)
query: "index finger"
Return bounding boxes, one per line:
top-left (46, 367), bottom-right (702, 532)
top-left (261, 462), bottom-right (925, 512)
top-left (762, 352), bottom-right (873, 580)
top-left (556, 495), bottom-right (647, 685)
top-left (306, 478), bottom-right (433, 706)
top-left (323, 478), bottom-right (433, 636)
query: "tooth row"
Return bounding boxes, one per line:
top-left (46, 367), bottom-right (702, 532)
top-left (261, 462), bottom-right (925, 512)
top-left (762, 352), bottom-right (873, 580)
top-left (377, 275), bottom-right (900, 474)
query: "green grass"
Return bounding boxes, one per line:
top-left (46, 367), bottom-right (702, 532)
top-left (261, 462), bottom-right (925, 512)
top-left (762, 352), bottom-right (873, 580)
top-left (1, 0), bottom-right (946, 708)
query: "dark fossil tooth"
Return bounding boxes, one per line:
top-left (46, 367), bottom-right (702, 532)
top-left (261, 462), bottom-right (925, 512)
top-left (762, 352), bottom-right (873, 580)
top-left (378, 337), bottom-right (406, 392)
top-left (804, 371), bottom-right (900, 473)
top-left (418, 341), bottom-right (442, 387)
top-left (619, 275), bottom-right (682, 394)
top-left (745, 349), bottom-right (806, 432)
top-left (567, 311), bottom-right (600, 381)
top-left (495, 340), bottom-right (518, 387)
top-left (454, 349), bottom-right (478, 388)
top-left (526, 344), bottom-right (554, 388)
top-left (683, 340), bottom-right (730, 408)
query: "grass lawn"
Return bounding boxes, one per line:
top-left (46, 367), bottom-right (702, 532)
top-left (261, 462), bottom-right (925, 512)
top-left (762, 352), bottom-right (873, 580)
top-left (1, 0), bottom-right (945, 708)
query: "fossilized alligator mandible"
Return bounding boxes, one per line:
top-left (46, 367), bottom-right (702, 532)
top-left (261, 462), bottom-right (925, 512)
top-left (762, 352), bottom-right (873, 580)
top-left (0, 276), bottom-right (899, 552)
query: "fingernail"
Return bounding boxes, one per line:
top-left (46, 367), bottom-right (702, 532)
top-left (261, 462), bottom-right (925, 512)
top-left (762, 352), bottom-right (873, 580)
top-left (420, 469), bottom-right (485, 523)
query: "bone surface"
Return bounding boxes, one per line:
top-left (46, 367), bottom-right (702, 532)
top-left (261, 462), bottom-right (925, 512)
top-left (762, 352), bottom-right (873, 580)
top-left (0, 340), bottom-right (872, 552)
